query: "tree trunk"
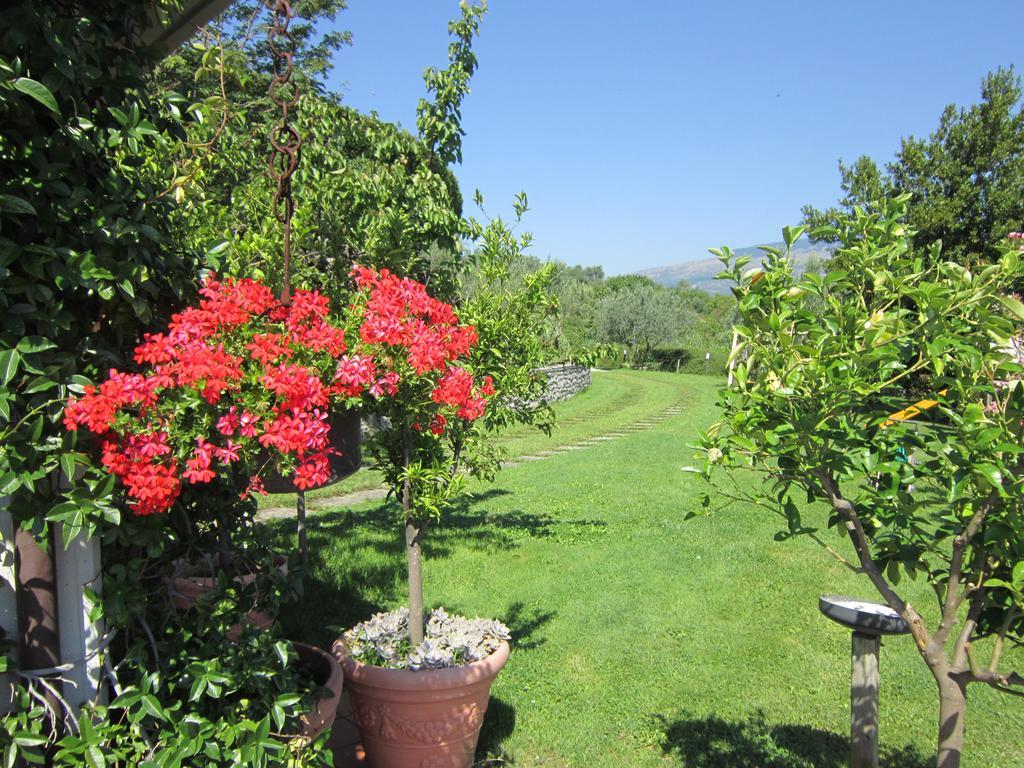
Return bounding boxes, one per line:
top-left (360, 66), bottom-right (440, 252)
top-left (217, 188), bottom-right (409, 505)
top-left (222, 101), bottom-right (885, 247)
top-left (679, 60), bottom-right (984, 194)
top-left (936, 677), bottom-right (967, 768)
top-left (402, 423), bottom-right (425, 646)
top-left (405, 517), bottom-right (424, 646)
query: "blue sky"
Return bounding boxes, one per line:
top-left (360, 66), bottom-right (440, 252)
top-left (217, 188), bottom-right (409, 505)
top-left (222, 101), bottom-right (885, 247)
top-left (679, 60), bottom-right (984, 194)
top-left (323, 1), bottom-right (1023, 276)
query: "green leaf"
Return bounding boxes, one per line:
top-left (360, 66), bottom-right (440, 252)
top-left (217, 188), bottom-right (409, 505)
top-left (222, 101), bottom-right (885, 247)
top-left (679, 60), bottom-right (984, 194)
top-left (782, 225), bottom-right (808, 249)
top-left (16, 336), bottom-right (56, 354)
top-left (12, 77), bottom-right (59, 113)
top-left (46, 501), bottom-right (80, 524)
top-left (997, 294), bottom-right (1024, 322)
top-left (974, 463), bottom-right (1003, 490)
top-left (59, 452), bottom-right (76, 482)
top-left (68, 375), bottom-right (93, 394)
top-left (12, 733), bottom-right (47, 747)
top-left (0, 194), bottom-right (36, 216)
top-left (0, 473), bottom-right (19, 494)
top-left (110, 689), bottom-right (141, 709)
top-left (0, 349), bottom-right (21, 387)
top-left (273, 641), bottom-right (290, 667)
top-left (85, 745), bottom-right (106, 768)
top-left (140, 694), bottom-right (164, 720)
top-left (23, 376), bottom-right (56, 395)
top-left (984, 578), bottom-right (1014, 591)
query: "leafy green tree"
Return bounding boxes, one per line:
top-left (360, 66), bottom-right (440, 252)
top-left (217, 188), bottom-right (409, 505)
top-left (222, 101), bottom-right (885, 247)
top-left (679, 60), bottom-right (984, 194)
top-left (605, 274), bottom-right (658, 293)
top-left (416, 1), bottom-right (486, 166)
top-left (804, 68), bottom-right (1024, 265)
top-left (0, 1), bottom-right (199, 536)
top-left (170, 94), bottom-right (464, 297)
top-left (596, 283), bottom-right (679, 364)
top-left (696, 202), bottom-right (1024, 768)
top-left (0, 4), bottom-right (337, 766)
top-left (156, 0), bottom-right (351, 93)
top-left (558, 263), bottom-right (605, 285)
top-left (551, 278), bottom-right (599, 354)
top-left (675, 281), bottom-right (737, 347)
top-left (154, 1), bottom-right (476, 301)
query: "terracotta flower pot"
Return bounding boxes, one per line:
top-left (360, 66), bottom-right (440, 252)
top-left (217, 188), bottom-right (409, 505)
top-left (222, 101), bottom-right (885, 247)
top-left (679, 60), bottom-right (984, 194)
top-left (167, 553), bottom-right (288, 633)
top-left (331, 640), bottom-right (510, 768)
top-left (262, 408), bottom-right (362, 493)
top-left (293, 641), bottom-right (344, 739)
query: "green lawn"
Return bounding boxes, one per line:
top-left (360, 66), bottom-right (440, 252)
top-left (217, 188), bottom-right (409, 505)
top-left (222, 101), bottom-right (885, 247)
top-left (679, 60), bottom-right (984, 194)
top-left (257, 368), bottom-right (690, 509)
top-left (267, 370), bottom-right (1024, 767)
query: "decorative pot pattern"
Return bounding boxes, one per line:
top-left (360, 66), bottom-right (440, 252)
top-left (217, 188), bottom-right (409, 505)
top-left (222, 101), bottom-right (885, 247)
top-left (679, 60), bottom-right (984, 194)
top-left (352, 700), bottom-right (483, 743)
top-left (332, 640), bottom-right (509, 768)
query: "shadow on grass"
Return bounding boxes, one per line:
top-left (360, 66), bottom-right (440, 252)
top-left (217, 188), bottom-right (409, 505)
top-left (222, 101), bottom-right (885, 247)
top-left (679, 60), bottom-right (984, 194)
top-left (658, 711), bottom-right (931, 768)
top-left (503, 600), bottom-right (556, 651)
top-left (269, 489), bottom-right (586, 646)
top-left (476, 697), bottom-right (516, 764)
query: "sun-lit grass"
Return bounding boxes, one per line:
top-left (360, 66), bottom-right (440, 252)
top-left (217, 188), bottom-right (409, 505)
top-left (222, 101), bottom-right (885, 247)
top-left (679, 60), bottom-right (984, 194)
top-left (265, 371), bottom-right (1024, 767)
top-left (258, 369), bottom-right (688, 509)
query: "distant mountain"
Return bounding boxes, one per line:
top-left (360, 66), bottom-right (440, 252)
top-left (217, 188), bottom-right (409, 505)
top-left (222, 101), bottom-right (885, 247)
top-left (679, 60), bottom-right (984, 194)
top-left (634, 239), bottom-right (833, 294)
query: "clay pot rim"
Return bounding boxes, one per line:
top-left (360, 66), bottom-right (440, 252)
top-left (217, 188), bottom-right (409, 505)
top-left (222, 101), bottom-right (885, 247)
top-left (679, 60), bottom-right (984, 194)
top-left (171, 553), bottom-right (288, 589)
top-left (293, 641), bottom-right (344, 739)
top-left (333, 640), bottom-right (510, 691)
top-left (294, 641), bottom-right (344, 694)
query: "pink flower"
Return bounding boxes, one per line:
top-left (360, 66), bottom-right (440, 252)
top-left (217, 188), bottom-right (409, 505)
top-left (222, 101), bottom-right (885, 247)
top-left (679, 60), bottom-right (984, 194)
top-left (241, 476), bottom-right (268, 499)
top-left (217, 406), bottom-right (240, 436)
top-left (216, 441), bottom-right (241, 464)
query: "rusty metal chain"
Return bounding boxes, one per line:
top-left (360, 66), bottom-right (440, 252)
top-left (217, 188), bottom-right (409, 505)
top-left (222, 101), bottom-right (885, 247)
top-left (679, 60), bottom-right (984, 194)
top-left (266, 0), bottom-right (302, 305)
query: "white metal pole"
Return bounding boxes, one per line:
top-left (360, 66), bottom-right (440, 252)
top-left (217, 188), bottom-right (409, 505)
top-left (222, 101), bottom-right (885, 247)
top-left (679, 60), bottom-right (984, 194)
top-left (0, 499), bottom-right (15, 714)
top-left (54, 525), bottom-right (104, 709)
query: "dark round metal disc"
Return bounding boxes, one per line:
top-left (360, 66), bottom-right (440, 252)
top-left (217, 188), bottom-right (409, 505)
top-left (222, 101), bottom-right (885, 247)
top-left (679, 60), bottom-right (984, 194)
top-left (818, 595), bottom-right (910, 636)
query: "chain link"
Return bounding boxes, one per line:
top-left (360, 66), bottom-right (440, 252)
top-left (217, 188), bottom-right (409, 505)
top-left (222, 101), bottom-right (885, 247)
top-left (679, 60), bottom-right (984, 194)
top-left (266, 0), bottom-right (302, 305)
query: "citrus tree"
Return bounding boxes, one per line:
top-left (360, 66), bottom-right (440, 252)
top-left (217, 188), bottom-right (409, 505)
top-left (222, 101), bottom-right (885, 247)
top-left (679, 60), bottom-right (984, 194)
top-left (694, 197), bottom-right (1024, 768)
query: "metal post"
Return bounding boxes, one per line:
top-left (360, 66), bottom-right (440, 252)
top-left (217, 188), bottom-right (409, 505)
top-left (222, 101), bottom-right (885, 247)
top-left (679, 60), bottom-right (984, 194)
top-left (0, 500), bottom-right (16, 714)
top-left (851, 631), bottom-right (881, 768)
top-left (819, 595), bottom-right (909, 768)
top-left (15, 526), bottom-right (62, 729)
top-left (296, 490), bottom-right (307, 562)
top-left (55, 525), bottom-right (104, 709)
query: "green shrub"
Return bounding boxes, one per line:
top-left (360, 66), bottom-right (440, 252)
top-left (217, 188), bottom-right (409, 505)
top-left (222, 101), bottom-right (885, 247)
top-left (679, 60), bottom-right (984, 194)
top-left (647, 346), bottom-right (729, 376)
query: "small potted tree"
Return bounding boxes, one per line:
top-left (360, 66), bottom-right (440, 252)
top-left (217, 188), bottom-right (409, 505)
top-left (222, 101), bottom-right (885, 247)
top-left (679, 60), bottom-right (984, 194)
top-left (331, 265), bottom-right (513, 768)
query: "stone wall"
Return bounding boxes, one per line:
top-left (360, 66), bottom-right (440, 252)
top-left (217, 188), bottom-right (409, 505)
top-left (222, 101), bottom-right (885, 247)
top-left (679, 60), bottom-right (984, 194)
top-left (536, 363), bottom-right (591, 403)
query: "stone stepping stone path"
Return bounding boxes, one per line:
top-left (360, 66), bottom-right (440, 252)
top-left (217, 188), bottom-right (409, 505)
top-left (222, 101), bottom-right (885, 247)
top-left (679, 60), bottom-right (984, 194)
top-left (256, 398), bottom-right (693, 521)
top-left (256, 487), bottom-right (388, 522)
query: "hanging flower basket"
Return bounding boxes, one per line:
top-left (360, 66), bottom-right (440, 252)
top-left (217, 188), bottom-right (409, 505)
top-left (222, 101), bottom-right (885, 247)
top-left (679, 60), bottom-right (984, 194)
top-left (261, 407), bottom-right (361, 494)
top-left (64, 274), bottom-right (384, 515)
